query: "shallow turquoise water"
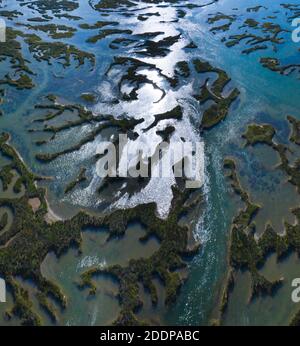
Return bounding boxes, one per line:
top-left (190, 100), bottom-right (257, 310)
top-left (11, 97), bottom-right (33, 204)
top-left (1, 0), bottom-right (300, 325)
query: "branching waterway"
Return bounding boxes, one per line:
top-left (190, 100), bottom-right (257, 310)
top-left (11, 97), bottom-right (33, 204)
top-left (0, 0), bottom-right (300, 326)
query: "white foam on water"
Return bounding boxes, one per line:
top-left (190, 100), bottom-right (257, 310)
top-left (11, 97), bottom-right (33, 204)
top-left (76, 256), bottom-right (107, 271)
top-left (114, 176), bottom-right (175, 219)
top-left (112, 103), bottom-right (205, 218)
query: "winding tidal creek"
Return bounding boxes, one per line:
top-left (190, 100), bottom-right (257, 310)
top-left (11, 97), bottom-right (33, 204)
top-left (0, 0), bottom-right (300, 326)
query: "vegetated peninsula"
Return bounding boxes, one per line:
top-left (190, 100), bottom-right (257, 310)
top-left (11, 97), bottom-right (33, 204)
top-left (0, 0), bottom-right (300, 327)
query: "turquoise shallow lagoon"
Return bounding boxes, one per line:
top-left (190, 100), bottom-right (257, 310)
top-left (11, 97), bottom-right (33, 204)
top-left (1, 0), bottom-right (300, 325)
